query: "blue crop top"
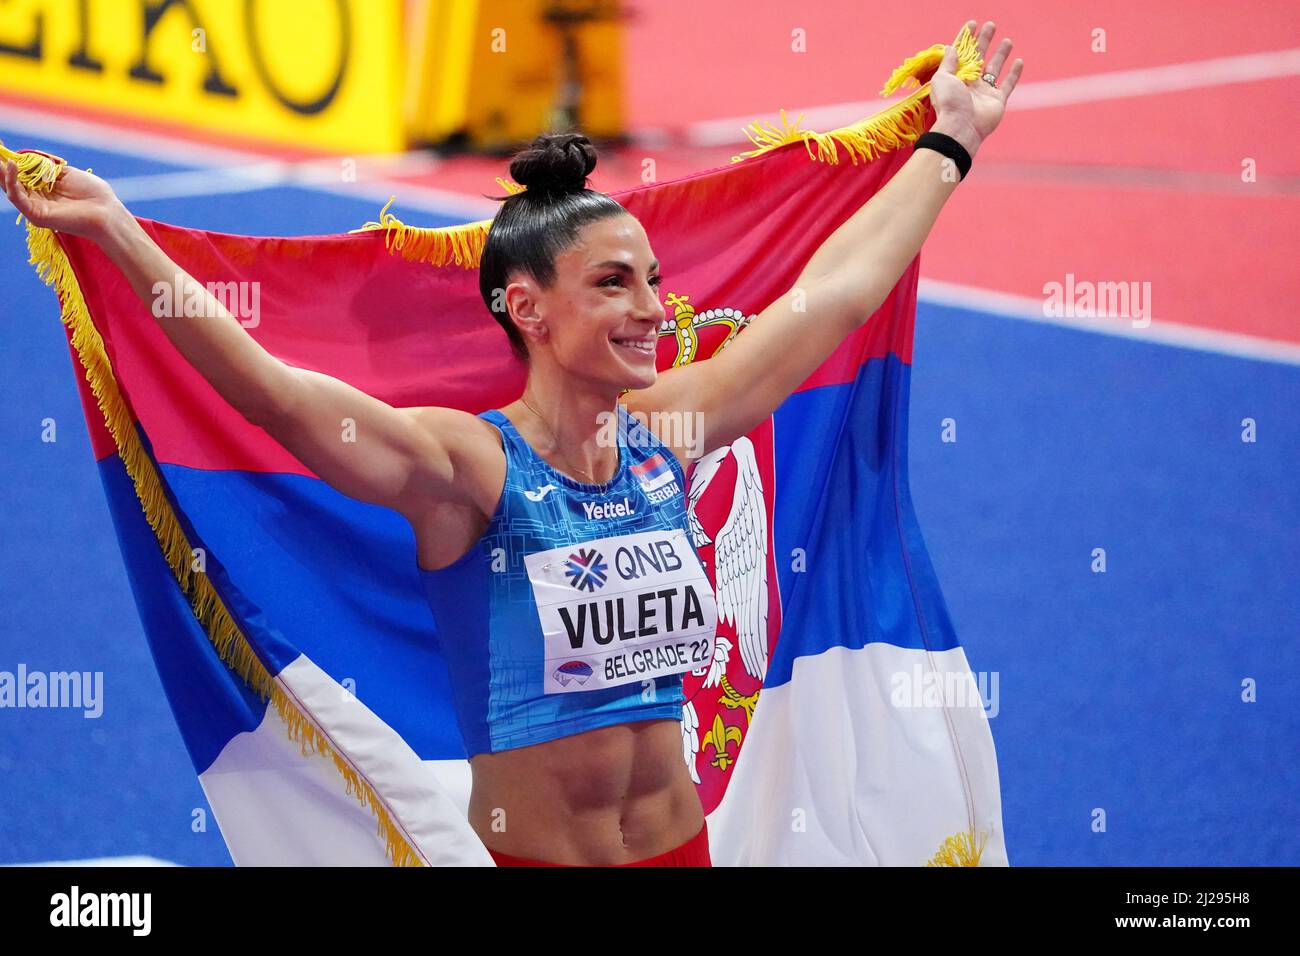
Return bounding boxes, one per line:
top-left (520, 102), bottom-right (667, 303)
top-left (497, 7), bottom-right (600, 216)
top-left (418, 402), bottom-right (718, 757)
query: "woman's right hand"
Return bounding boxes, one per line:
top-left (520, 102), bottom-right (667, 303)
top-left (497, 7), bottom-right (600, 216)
top-left (1, 158), bottom-right (127, 242)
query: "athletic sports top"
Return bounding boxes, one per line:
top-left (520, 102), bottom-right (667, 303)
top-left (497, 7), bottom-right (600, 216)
top-left (418, 403), bottom-right (717, 758)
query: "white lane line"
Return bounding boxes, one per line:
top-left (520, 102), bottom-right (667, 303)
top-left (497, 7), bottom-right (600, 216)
top-left (918, 278), bottom-right (1300, 367)
top-left (4, 96), bottom-right (1295, 367)
top-left (0, 100), bottom-right (445, 177)
top-left (107, 162), bottom-right (499, 218)
top-left (0, 100), bottom-right (266, 167)
top-left (999, 46), bottom-right (1300, 110)
top-left (111, 165), bottom-right (288, 202)
top-left (684, 47), bottom-right (1300, 147)
top-left (965, 162), bottom-right (1300, 196)
top-left (9, 855), bottom-right (180, 866)
top-left (0, 100), bottom-right (497, 218)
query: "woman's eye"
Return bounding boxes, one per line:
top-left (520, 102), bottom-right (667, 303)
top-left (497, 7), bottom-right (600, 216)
top-left (602, 274), bottom-right (662, 287)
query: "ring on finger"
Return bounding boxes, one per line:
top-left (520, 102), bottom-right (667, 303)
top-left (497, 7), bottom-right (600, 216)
top-left (981, 72), bottom-right (999, 87)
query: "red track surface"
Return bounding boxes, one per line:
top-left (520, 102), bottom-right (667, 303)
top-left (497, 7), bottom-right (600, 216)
top-left (3, 1), bottom-right (1296, 343)
top-left (618, 0), bottom-right (1300, 345)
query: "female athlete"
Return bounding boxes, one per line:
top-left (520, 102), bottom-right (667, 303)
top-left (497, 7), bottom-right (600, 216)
top-left (3, 20), bottom-right (1021, 866)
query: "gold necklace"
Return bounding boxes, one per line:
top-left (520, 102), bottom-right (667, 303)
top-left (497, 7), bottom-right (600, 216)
top-left (519, 395), bottom-right (613, 483)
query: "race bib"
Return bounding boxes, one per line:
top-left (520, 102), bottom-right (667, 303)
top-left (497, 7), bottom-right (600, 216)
top-left (524, 528), bottom-right (717, 694)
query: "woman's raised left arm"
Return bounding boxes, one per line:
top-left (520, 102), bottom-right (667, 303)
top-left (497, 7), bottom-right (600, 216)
top-left (626, 19), bottom-right (1022, 464)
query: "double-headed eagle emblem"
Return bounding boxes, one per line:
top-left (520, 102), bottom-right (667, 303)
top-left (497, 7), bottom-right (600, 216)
top-left (661, 293), bottom-right (770, 784)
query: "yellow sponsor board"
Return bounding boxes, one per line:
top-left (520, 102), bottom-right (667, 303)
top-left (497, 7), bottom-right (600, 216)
top-left (405, 0), bottom-right (625, 151)
top-left (0, 0), bottom-right (405, 152)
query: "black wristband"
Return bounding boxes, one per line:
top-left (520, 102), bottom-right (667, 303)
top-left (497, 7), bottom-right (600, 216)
top-left (914, 131), bottom-right (972, 181)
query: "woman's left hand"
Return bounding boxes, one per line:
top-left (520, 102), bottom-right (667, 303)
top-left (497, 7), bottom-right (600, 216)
top-left (929, 19), bottom-right (1024, 157)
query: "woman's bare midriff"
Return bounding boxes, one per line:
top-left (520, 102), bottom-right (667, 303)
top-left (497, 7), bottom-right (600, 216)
top-left (467, 717), bottom-right (706, 865)
top-left (415, 412), bottom-right (704, 865)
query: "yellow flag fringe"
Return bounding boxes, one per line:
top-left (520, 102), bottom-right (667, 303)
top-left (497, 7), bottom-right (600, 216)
top-left (732, 24), bottom-right (984, 165)
top-left (353, 26), bottom-right (985, 270)
top-left (350, 194), bottom-right (492, 269)
top-left (926, 827), bottom-right (990, 866)
top-left (5, 141), bottom-right (425, 867)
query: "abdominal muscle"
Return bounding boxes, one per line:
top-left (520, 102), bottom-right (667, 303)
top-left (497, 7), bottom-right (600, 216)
top-left (466, 717), bottom-right (706, 865)
top-left (417, 414), bottom-right (706, 865)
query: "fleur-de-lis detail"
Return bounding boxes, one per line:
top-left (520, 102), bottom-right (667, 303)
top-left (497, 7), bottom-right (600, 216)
top-left (701, 713), bottom-right (744, 771)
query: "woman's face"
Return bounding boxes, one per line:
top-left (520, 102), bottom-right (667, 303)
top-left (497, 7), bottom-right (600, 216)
top-left (507, 212), bottom-right (664, 391)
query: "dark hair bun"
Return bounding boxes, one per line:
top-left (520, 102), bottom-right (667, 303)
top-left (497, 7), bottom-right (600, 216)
top-left (509, 132), bottom-right (597, 198)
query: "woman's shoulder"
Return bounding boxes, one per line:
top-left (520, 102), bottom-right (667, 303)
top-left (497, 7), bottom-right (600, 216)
top-left (401, 404), bottom-right (508, 515)
top-left (402, 405), bottom-right (506, 452)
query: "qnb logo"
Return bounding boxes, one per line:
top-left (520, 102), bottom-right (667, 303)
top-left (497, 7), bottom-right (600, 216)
top-left (564, 548), bottom-right (608, 591)
top-left (553, 661), bottom-right (593, 687)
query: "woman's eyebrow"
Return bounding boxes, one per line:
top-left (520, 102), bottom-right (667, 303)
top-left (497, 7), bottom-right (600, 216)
top-left (591, 259), bottom-right (660, 273)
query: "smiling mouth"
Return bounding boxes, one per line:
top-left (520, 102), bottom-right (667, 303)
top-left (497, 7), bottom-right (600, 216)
top-left (611, 335), bottom-right (656, 356)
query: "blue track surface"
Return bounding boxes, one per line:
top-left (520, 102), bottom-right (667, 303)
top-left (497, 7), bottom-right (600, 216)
top-left (1, 126), bottom-right (1296, 865)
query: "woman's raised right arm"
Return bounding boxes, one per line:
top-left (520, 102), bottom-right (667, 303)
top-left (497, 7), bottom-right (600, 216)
top-left (2, 159), bottom-right (475, 520)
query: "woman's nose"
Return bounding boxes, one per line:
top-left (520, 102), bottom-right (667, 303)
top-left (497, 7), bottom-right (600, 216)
top-left (638, 283), bottom-right (664, 320)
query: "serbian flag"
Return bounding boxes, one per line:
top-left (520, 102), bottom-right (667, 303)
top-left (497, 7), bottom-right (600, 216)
top-left (6, 30), bottom-right (1006, 866)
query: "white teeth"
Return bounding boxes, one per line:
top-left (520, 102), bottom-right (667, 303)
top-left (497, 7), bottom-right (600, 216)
top-left (613, 337), bottom-right (655, 353)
